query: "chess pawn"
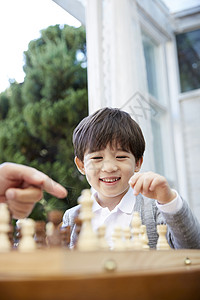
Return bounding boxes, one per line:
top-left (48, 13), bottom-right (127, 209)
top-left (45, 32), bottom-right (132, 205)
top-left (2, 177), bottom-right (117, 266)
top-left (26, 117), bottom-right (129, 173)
top-left (0, 203), bottom-right (11, 252)
top-left (60, 226), bottom-right (71, 248)
top-left (46, 221), bottom-right (60, 247)
top-left (97, 224), bottom-right (109, 250)
top-left (46, 210), bottom-right (63, 247)
top-left (18, 218), bottom-right (36, 252)
top-left (34, 221), bottom-right (47, 248)
top-left (131, 211), bottom-right (142, 250)
top-left (47, 210), bottom-right (63, 228)
top-left (156, 224), bottom-right (170, 250)
top-left (123, 226), bottom-right (133, 250)
top-left (77, 189), bottom-right (99, 251)
top-left (46, 221), bottom-right (54, 240)
top-left (112, 226), bottom-right (125, 251)
top-left (140, 225), bottom-right (149, 250)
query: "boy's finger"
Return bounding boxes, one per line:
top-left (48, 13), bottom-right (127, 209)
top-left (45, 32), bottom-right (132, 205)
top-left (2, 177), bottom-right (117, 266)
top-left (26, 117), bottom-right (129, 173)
top-left (149, 175), bottom-right (164, 191)
top-left (131, 175), bottom-right (145, 195)
top-left (129, 173), bottom-right (142, 186)
top-left (142, 175), bottom-right (155, 194)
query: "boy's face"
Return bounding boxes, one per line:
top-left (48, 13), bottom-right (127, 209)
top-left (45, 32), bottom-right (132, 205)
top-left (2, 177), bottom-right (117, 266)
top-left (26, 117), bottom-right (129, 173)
top-left (75, 144), bottom-right (142, 205)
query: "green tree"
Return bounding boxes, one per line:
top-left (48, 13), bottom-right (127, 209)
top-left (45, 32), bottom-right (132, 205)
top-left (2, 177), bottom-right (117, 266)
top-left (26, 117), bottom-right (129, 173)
top-left (0, 25), bottom-right (89, 220)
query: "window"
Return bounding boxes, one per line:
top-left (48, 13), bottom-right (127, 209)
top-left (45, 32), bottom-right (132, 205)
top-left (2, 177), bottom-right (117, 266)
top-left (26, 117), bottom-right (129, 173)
top-left (142, 32), bottom-right (167, 175)
top-left (151, 116), bottom-right (165, 175)
top-left (142, 33), bottom-right (161, 102)
top-left (141, 29), bottom-right (177, 183)
top-left (176, 29), bottom-right (200, 93)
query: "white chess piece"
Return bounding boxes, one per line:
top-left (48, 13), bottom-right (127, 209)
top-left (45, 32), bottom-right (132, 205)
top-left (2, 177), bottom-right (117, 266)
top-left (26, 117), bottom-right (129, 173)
top-left (0, 203), bottom-right (11, 252)
top-left (18, 218), bottom-right (36, 252)
top-left (131, 212), bottom-right (143, 250)
top-left (97, 224), bottom-right (109, 250)
top-left (77, 189), bottom-right (99, 251)
top-left (123, 226), bottom-right (133, 250)
top-left (140, 224), bottom-right (149, 250)
top-left (112, 226), bottom-right (125, 251)
top-left (46, 221), bottom-right (54, 237)
top-left (156, 224), bottom-right (170, 250)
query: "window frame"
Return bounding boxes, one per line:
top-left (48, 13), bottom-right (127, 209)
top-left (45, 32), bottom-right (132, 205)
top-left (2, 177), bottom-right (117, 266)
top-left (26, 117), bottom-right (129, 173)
top-left (138, 10), bottom-right (178, 186)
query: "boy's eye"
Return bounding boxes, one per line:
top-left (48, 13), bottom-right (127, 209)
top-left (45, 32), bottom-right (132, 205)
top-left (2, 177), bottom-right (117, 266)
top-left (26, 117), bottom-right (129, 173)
top-left (116, 156), bottom-right (128, 159)
top-left (92, 156), bottom-right (103, 160)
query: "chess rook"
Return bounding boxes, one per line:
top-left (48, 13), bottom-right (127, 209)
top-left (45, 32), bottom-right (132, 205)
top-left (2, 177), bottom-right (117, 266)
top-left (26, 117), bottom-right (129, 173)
top-left (156, 224), bottom-right (170, 250)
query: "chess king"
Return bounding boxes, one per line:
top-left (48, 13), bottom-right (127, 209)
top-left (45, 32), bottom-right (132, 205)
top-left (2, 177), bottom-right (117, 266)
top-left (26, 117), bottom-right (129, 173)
top-left (62, 107), bottom-right (200, 249)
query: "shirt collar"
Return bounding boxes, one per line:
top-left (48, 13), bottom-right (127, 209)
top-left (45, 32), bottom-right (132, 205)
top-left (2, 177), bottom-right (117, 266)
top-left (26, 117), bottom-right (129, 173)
top-left (92, 187), bottom-right (136, 214)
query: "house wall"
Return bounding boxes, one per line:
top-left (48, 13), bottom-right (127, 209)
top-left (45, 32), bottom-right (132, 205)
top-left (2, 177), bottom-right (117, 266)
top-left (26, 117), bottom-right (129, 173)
top-left (180, 90), bottom-right (200, 219)
top-left (172, 7), bottom-right (200, 219)
top-left (53, 0), bottom-right (200, 220)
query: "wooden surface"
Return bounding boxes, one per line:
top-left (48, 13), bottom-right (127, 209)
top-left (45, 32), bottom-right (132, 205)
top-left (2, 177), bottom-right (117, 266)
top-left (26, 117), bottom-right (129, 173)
top-left (0, 249), bottom-right (200, 300)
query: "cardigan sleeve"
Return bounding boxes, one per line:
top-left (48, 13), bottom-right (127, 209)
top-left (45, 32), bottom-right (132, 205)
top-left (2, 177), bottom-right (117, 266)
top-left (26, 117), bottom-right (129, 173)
top-left (161, 199), bottom-right (200, 249)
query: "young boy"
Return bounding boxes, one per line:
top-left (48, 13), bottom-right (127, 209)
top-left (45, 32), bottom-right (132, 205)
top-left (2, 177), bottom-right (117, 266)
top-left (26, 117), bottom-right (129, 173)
top-left (62, 107), bottom-right (200, 249)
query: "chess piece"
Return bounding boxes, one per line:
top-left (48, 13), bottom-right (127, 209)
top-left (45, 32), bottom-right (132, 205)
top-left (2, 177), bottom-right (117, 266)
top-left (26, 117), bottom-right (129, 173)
top-left (123, 226), bottom-right (133, 250)
top-left (97, 224), bottom-right (109, 250)
top-left (46, 221), bottom-right (61, 247)
top-left (60, 226), bottom-right (71, 248)
top-left (140, 224), bottom-right (149, 250)
top-left (73, 210), bottom-right (82, 247)
top-left (76, 189), bottom-right (99, 251)
top-left (47, 210), bottom-right (63, 227)
top-left (131, 211), bottom-right (143, 250)
top-left (18, 218), bottom-right (36, 252)
top-left (156, 224), bottom-right (170, 250)
top-left (112, 226), bottom-right (125, 251)
top-left (34, 221), bottom-right (47, 248)
top-left (46, 210), bottom-right (63, 247)
top-left (14, 219), bottom-right (23, 249)
top-left (0, 203), bottom-right (11, 252)
top-left (8, 223), bottom-right (14, 246)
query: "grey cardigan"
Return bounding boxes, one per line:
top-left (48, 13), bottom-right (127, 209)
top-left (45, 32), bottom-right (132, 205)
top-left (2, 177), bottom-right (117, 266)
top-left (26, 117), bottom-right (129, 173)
top-left (62, 194), bottom-right (200, 249)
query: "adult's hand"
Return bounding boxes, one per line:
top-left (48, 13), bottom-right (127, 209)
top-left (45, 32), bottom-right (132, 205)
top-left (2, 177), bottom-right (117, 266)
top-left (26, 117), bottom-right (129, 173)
top-left (0, 162), bottom-right (67, 219)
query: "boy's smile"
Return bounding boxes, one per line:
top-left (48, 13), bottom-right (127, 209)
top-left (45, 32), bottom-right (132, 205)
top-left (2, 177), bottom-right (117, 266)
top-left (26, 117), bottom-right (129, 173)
top-left (99, 176), bottom-right (120, 183)
top-left (75, 144), bottom-right (142, 209)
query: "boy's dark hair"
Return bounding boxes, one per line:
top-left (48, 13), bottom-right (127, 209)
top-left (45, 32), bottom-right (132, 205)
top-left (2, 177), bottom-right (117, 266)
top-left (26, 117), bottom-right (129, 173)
top-left (73, 107), bottom-right (145, 162)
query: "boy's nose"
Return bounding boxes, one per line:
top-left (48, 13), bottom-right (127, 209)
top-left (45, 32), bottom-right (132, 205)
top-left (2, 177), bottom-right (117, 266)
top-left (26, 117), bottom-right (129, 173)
top-left (101, 160), bottom-right (118, 172)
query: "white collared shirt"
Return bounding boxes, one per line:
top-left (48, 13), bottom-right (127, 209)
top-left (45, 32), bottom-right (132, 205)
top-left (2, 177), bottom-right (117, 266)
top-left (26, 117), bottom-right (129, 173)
top-left (91, 187), bottom-right (183, 247)
top-left (92, 188), bottom-right (136, 246)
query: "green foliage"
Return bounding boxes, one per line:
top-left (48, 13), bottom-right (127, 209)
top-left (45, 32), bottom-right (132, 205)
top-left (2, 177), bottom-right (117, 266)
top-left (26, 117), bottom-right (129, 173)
top-left (0, 25), bottom-right (89, 220)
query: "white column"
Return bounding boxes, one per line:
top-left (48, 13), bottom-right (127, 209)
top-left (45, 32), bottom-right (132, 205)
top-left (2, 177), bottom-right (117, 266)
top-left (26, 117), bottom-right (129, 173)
top-left (85, 0), bottom-right (104, 114)
top-left (85, 0), bottom-right (154, 171)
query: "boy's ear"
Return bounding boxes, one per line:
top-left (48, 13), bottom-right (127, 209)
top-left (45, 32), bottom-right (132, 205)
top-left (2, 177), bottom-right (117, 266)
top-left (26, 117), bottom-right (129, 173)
top-left (74, 156), bottom-right (85, 175)
top-left (135, 157), bottom-right (143, 172)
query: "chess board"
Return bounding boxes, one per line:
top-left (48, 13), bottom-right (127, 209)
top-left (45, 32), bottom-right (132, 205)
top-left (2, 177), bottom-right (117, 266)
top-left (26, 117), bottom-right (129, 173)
top-left (0, 248), bottom-right (200, 300)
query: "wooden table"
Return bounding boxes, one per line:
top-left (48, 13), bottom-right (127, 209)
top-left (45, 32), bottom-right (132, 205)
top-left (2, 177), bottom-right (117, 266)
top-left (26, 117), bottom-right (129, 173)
top-left (0, 249), bottom-right (200, 300)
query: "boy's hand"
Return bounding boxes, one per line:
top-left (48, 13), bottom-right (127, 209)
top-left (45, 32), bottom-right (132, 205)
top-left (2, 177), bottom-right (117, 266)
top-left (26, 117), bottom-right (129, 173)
top-left (129, 171), bottom-right (176, 204)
